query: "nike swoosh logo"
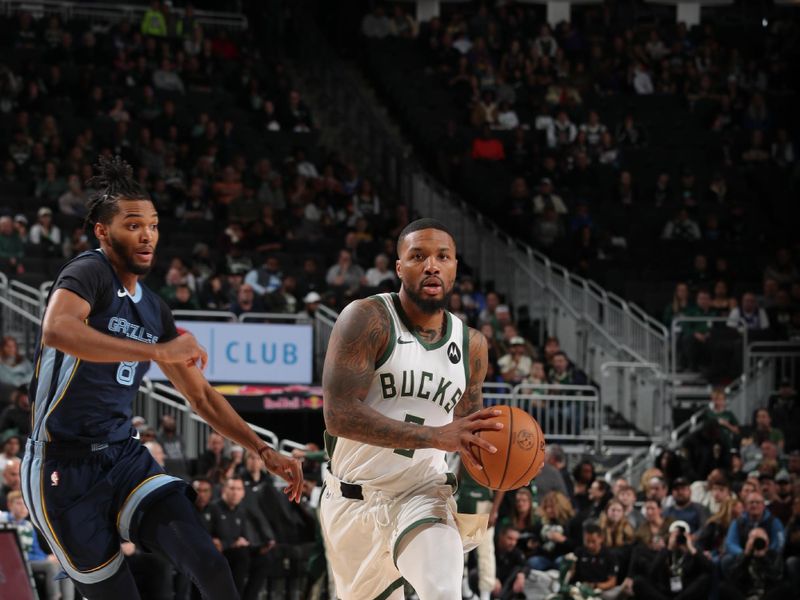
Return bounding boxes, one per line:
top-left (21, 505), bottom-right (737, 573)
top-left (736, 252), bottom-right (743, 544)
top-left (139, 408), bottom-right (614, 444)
top-left (132, 430), bottom-right (141, 440)
top-left (117, 289), bottom-right (128, 297)
top-left (397, 337), bottom-right (414, 344)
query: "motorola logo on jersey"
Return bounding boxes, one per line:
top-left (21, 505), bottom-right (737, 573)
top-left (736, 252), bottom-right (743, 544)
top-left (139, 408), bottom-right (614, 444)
top-left (447, 342), bottom-right (461, 364)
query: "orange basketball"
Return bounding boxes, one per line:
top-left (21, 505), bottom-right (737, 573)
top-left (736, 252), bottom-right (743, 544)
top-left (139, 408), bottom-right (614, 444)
top-left (464, 405), bottom-right (546, 491)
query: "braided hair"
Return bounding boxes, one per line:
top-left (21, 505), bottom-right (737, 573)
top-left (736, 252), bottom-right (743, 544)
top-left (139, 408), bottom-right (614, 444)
top-left (84, 155), bottom-right (151, 229)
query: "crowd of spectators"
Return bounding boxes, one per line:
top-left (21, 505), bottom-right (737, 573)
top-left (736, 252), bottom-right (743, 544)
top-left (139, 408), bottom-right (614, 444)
top-left (661, 246), bottom-right (800, 380)
top-left (0, 2), bottom-right (411, 322)
top-left (460, 384), bottom-right (799, 599)
top-left (357, 2), bottom-right (799, 355)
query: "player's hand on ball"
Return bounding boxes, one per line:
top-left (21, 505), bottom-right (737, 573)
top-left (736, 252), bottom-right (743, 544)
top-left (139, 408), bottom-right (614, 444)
top-left (435, 407), bottom-right (503, 471)
top-left (259, 445), bottom-right (304, 503)
top-left (159, 330), bottom-right (208, 370)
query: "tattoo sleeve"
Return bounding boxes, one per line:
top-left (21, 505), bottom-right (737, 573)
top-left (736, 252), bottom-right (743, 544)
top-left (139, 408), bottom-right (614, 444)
top-left (455, 328), bottom-right (488, 417)
top-left (322, 299), bottom-right (437, 449)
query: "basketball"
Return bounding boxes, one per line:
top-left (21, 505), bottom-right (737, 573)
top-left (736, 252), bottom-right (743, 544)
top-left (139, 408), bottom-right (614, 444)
top-left (464, 406), bottom-right (546, 491)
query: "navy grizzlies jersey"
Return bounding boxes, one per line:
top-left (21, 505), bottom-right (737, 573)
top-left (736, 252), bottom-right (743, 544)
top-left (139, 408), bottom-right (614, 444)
top-left (29, 250), bottom-right (178, 443)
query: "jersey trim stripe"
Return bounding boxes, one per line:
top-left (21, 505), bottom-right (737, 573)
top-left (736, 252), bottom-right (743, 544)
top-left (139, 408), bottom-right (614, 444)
top-left (373, 576), bottom-right (405, 600)
top-left (390, 292), bottom-right (452, 350)
top-left (391, 516), bottom-right (442, 567)
top-left (374, 295), bottom-right (396, 370)
top-left (117, 473), bottom-right (183, 540)
top-left (43, 355), bottom-right (81, 442)
top-left (32, 347), bottom-right (58, 441)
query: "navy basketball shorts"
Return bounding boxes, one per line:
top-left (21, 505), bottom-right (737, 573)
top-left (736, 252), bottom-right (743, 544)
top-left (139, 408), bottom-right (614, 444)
top-left (21, 436), bottom-right (189, 586)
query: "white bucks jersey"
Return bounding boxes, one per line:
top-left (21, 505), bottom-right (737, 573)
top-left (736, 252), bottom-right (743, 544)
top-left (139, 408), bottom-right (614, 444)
top-left (327, 292), bottom-right (470, 490)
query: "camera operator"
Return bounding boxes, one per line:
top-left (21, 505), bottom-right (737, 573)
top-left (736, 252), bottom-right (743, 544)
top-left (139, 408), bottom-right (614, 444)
top-left (722, 492), bottom-right (785, 576)
top-left (632, 520), bottom-right (711, 600)
top-left (719, 527), bottom-right (793, 600)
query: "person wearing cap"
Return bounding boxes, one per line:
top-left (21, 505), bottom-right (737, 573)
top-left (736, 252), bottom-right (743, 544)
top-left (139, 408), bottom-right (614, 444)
top-left (632, 519), bottom-right (712, 600)
top-left (12, 213), bottom-right (28, 242)
top-left (302, 290), bottom-right (322, 318)
top-left (497, 336), bottom-right (533, 385)
top-left (29, 206), bottom-right (62, 252)
top-left (664, 477), bottom-right (710, 535)
top-left (769, 470), bottom-right (793, 525)
top-left (532, 176), bottom-right (568, 215)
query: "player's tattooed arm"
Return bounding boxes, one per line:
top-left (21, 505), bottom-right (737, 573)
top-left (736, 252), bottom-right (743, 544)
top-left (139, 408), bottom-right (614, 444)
top-left (455, 328), bottom-right (488, 418)
top-left (323, 298), bottom-right (434, 448)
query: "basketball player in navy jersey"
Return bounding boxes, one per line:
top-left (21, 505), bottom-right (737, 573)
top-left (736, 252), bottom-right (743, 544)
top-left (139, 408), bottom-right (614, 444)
top-left (20, 156), bottom-right (303, 599)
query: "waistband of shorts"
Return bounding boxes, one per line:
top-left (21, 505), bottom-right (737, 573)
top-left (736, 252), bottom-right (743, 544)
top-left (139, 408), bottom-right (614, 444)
top-left (26, 436), bottom-right (130, 458)
top-left (323, 466), bottom-right (458, 500)
top-left (323, 467), bottom-right (364, 500)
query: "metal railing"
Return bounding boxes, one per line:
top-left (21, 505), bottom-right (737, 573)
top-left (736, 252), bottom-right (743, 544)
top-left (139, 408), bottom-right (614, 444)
top-left (607, 340), bottom-right (800, 486)
top-left (671, 315), bottom-right (748, 378)
top-left (746, 341), bottom-right (800, 390)
top-left (604, 445), bottom-right (655, 487)
top-left (0, 277), bottom-right (43, 358)
top-left (484, 382), bottom-right (610, 452)
top-left (133, 378), bottom-right (286, 461)
top-left (0, 0), bottom-right (248, 29)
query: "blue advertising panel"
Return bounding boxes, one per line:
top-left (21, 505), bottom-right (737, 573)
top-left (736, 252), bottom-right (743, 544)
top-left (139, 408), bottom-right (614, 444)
top-left (147, 321), bottom-right (313, 384)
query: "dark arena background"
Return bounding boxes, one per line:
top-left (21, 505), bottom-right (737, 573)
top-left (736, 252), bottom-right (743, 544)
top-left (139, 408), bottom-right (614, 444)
top-left (0, 0), bottom-right (798, 598)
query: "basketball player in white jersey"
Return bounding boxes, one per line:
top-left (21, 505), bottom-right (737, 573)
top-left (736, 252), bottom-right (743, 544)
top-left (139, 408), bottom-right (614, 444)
top-left (320, 218), bottom-right (508, 600)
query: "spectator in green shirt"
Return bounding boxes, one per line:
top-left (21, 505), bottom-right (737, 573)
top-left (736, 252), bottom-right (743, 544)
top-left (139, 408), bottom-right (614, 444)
top-left (704, 388), bottom-right (740, 447)
top-left (681, 289), bottom-right (715, 372)
top-left (141, 1), bottom-right (167, 37)
top-left (752, 408), bottom-right (785, 451)
top-left (0, 216), bottom-right (24, 274)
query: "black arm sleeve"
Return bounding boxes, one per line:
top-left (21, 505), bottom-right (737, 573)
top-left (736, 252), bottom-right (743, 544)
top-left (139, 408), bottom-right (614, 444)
top-left (157, 296), bottom-right (179, 343)
top-left (52, 254), bottom-right (113, 315)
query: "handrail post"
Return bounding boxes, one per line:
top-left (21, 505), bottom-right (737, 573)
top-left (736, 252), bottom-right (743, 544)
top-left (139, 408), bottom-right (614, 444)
top-left (595, 388), bottom-right (602, 454)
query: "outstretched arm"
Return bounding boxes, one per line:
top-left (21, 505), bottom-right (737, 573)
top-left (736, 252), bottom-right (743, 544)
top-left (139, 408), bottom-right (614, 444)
top-left (158, 360), bottom-right (303, 502)
top-left (323, 299), bottom-right (501, 456)
top-left (43, 288), bottom-right (208, 366)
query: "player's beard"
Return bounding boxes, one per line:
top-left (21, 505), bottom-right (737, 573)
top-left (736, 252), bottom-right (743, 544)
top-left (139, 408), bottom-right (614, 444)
top-left (403, 279), bottom-right (454, 315)
top-left (109, 233), bottom-right (154, 276)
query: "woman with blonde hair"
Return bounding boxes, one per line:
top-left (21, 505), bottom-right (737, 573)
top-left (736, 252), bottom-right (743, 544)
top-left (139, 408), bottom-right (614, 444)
top-left (528, 491), bottom-right (577, 571)
top-left (600, 499), bottom-right (636, 548)
top-left (663, 281), bottom-right (690, 327)
top-left (697, 497), bottom-right (743, 556)
top-left (600, 499), bottom-right (636, 582)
